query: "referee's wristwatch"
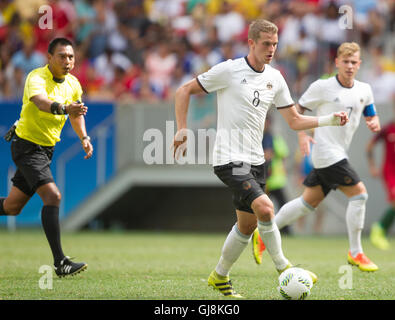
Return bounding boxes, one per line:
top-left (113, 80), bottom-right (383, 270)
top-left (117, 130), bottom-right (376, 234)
top-left (61, 104), bottom-right (68, 114)
top-left (81, 136), bottom-right (91, 143)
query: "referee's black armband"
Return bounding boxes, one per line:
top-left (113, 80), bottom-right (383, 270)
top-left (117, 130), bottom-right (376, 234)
top-left (50, 102), bottom-right (67, 115)
top-left (51, 102), bottom-right (61, 114)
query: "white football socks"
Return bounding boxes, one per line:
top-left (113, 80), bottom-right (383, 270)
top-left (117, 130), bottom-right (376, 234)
top-left (215, 224), bottom-right (250, 277)
top-left (346, 194), bottom-right (368, 257)
top-left (257, 219), bottom-right (289, 271)
top-left (274, 196), bottom-right (315, 229)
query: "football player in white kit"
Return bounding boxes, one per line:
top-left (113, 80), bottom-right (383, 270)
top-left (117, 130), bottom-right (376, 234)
top-left (254, 42), bottom-right (381, 272)
top-left (172, 19), bottom-right (348, 298)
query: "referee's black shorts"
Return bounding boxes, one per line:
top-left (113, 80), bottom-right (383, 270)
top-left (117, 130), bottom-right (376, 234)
top-left (10, 134), bottom-right (55, 197)
top-left (303, 158), bottom-right (361, 196)
top-left (214, 161), bottom-right (268, 214)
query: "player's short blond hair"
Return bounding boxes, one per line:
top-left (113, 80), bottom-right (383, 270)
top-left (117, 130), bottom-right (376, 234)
top-left (337, 42), bottom-right (361, 57)
top-left (248, 19), bottom-right (278, 41)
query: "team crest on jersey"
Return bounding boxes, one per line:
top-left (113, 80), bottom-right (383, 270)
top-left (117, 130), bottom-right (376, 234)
top-left (266, 82), bottom-right (273, 90)
top-left (360, 98), bottom-right (364, 104)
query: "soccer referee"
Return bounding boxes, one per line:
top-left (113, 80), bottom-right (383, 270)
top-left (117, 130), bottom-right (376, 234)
top-left (0, 38), bottom-right (93, 277)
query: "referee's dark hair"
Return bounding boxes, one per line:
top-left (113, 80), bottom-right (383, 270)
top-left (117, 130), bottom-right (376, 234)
top-left (48, 38), bottom-right (74, 54)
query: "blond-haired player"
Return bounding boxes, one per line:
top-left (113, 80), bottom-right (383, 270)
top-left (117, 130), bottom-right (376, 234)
top-left (253, 42), bottom-right (381, 272)
top-left (173, 19), bottom-right (348, 298)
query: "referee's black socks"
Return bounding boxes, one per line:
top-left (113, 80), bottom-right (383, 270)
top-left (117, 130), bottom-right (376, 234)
top-left (41, 205), bottom-right (65, 265)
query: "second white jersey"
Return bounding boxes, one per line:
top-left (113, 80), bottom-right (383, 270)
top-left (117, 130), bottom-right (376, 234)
top-left (197, 57), bottom-right (294, 166)
top-left (299, 76), bottom-right (374, 168)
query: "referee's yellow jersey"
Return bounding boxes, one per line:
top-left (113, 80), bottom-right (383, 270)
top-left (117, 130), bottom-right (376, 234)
top-left (15, 64), bottom-right (83, 146)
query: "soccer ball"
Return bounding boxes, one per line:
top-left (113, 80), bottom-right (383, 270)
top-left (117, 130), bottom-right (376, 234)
top-left (278, 267), bottom-right (313, 300)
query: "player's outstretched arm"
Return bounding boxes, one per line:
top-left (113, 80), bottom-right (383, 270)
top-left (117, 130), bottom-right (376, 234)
top-left (173, 78), bottom-right (205, 159)
top-left (278, 105), bottom-right (348, 131)
top-left (30, 94), bottom-right (87, 116)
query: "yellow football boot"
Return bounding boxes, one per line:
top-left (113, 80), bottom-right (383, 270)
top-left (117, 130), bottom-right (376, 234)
top-left (208, 270), bottom-right (243, 298)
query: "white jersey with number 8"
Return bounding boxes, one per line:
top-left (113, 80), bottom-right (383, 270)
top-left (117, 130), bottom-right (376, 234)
top-left (197, 57), bottom-right (294, 166)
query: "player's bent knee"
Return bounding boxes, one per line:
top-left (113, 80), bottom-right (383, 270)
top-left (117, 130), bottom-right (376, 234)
top-left (252, 199), bottom-right (274, 222)
top-left (42, 191), bottom-right (62, 206)
top-left (302, 188), bottom-right (325, 208)
top-left (3, 200), bottom-right (24, 216)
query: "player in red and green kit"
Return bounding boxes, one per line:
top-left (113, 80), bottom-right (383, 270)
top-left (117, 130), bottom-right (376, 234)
top-left (367, 103), bottom-right (395, 250)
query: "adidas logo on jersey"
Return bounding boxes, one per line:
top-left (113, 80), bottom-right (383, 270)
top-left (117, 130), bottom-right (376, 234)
top-left (240, 78), bottom-right (248, 84)
top-left (334, 97), bottom-right (340, 103)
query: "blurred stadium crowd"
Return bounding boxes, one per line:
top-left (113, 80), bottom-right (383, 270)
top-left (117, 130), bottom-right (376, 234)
top-left (0, 0), bottom-right (394, 103)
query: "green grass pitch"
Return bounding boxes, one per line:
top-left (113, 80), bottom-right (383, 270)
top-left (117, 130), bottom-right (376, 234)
top-left (0, 229), bottom-right (394, 300)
